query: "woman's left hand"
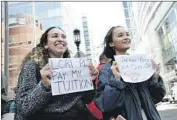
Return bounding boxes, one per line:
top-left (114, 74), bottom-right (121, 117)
top-left (151, 59), bottom-right (160, 78)
top-left (88, 64), bottom-right (98, 81)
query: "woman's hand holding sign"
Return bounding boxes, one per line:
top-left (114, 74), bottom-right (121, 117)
top-left (40, 63), bottom-right (52, 88)
top-left (88, 64), bottom-right (98, 82)
top-left (111, 61), bottom-right (121, 80)
top-left (151, 59), bottom-right (160, 79)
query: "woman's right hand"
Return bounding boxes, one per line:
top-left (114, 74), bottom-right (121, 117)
top-left (111, 61), bottom-right (121, 80)
top-left (40, 64), bottom-right (52, 87)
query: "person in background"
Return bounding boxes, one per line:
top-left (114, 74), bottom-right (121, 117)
top-left (14, 26), bottom-right (98, 120)
top-left (1, 88), bottom-right (9, 116)
top-left (94, 26), bottom-right (166, 120)
top-left (9, 101), bottom-right (15, 113)
top-left (88, 53), bottom-right (111, 120)
top-left (95, 53), bottom-right (111, 87)
top-left (8, 87), bottom-right (17, 113)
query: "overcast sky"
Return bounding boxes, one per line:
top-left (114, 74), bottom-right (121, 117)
top-left (66, 2), bottom-right (127, 51)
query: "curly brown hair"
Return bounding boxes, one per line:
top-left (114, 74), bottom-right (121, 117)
top-left (21, 27), bottom-right (71, 69)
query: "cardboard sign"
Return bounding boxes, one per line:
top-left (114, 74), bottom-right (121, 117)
top-left (114, 54), bottom-right (155, 83)
top-left (49, 58), bottom-right (94, 96)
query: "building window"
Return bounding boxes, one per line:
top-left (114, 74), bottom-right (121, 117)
top-left (158, 27), bottom-right (164, 39)
top-left (85, 41), bottom-right (90, 44)
top-left (126, 19), bottom-right (131, 28)
top-left (9, 2), bottom-right (33, 16)
top-left (84, 36), bottom-right (89, 40)
top-left (44, 2), bottom-right (58, 9)
top-left (35, 2), bottom-right (61, 19)
top-left (175, 4), bottom-right (177, 14)
top-left (167, 9), bottom-right (176, 29)
top-left (163, 35), bottom-right (169, 48)
top-left (171, 66), bottom-right (175, 69)
top-left (28, 41), bottom-right (32, 44)
top-left (128, 2), bottom-right (132, 7)
top-left (19, 17), bottom-right (26, 24)
top-left (163, 19), bottom-right (170, 34)
top-left (124, 9), bottom-right (130, 18)
top-left (146, 2), bottom-right (155, 15)
top-left (128, 31), bottom-right (133, 37)
top-left (84, 31), bottom-right (88, 36)
top-left (82, 17), bottom-right (87, 22)
top-left (25, 5), bottom-right (33, 15)
top-left (9, 17), bottom-right (17, 24)
top-left (35, 2), bottom-right (46, 11)
top-left (84, 25), bottom-right (88, 30)
top-left (123, 2), bottom-right (128, 8)
top-left (41, 17), bottom-right (62, 30)
top-left (171, 27), bottom-right (177, 43)
top-left (159, 5), bottom-right (177, 54)
top-left (83, 22), bottom-right (87, 26)
top-left (47, 8), bottom-right (61, 18)
top-left (83, 23), bottom-right (88, 27)
top-left (131, 20), bottom-right (136, 28)
top-left (167, 33), bottom-right (173, 44)
top-left (86, 48), bottom-right (90, 51)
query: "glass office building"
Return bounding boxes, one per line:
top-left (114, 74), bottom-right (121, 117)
top-left (1, 2), bottom-right (75, 98)
top-left (135, 2), bottom-right (177, 92)
top-left (122, 2), bottom-right (140, 52)
top-left (157, 3), bottom-right (177, 88)
top-left (82, 16), bottom-right (91, 56)
top-left (158, 3), bottom-right (177, 65)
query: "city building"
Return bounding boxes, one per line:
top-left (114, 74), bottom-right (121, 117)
top-left (122, 1), bottom-right (140, 52)
top-left (82, 16), bottom-right (92, 56)
top-left (1, 1), bottom-right (75, 98)
top-left (134, 2), bottom-right (177, 93)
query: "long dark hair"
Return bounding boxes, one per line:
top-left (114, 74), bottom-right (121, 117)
top-left (103, 26), bottom-right (123, 60)
top-left (21, 26), bottom-right (70, 69)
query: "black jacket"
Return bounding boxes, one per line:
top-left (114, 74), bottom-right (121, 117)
top-left (94, 62), bottom-right (166, 120)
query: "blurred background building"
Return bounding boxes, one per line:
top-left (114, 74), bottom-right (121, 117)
top-left (1, 1), bottom-right (76, 98)
top-left (133, 1), bottom-right (177, 94)
top-left (122, 2), bottom-right (141, 52)
top-left (82, 16), bottom-right (92, 57)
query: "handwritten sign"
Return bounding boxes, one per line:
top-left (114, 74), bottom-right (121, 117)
top-left (49, 58), bottom-right (93, 96)
top-left (114, 54), bottom-right (155, 83)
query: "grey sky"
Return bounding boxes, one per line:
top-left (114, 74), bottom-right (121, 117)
top-left (66, 2), bottom-right (127, 50)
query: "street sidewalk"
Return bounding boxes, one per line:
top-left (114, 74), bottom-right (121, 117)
top-left (157, 102), bottom-right (177, 111)
top-left (2, 113), bottom-right (14, 120)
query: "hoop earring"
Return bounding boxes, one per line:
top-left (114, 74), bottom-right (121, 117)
top-left (111, 46), bottom-right (115, 50)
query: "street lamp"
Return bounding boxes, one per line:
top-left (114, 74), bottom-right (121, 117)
top-left (73, 29), bottom-right (81, 58)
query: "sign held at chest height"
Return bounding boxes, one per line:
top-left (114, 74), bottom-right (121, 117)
top-left (49, 58), bottom-right (93, 96)
top-left (114, 54), bottom-right (155, 83)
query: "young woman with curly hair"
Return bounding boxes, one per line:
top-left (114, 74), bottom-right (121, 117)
top-left (14, 27), bottom-right (98, 120)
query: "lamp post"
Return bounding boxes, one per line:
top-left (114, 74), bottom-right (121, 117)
top-left (73, 29), bottom-right (81, 58)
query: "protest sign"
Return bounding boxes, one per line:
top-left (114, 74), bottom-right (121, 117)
top-left (49, 58), bottom-right (94, 96)
top-left (114, 54), bottom-right (155, 83)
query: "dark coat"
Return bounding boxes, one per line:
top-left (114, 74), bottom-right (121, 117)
top-left (14, 60), bottom-right (97, 120)
top-left (94, 62), bottom-right (166, 120)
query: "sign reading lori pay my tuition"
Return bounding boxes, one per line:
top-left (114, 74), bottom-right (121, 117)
top-left (114, 54), bottom-right (155, 83)
top-left (49, 58), bottom-right (93, 96)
